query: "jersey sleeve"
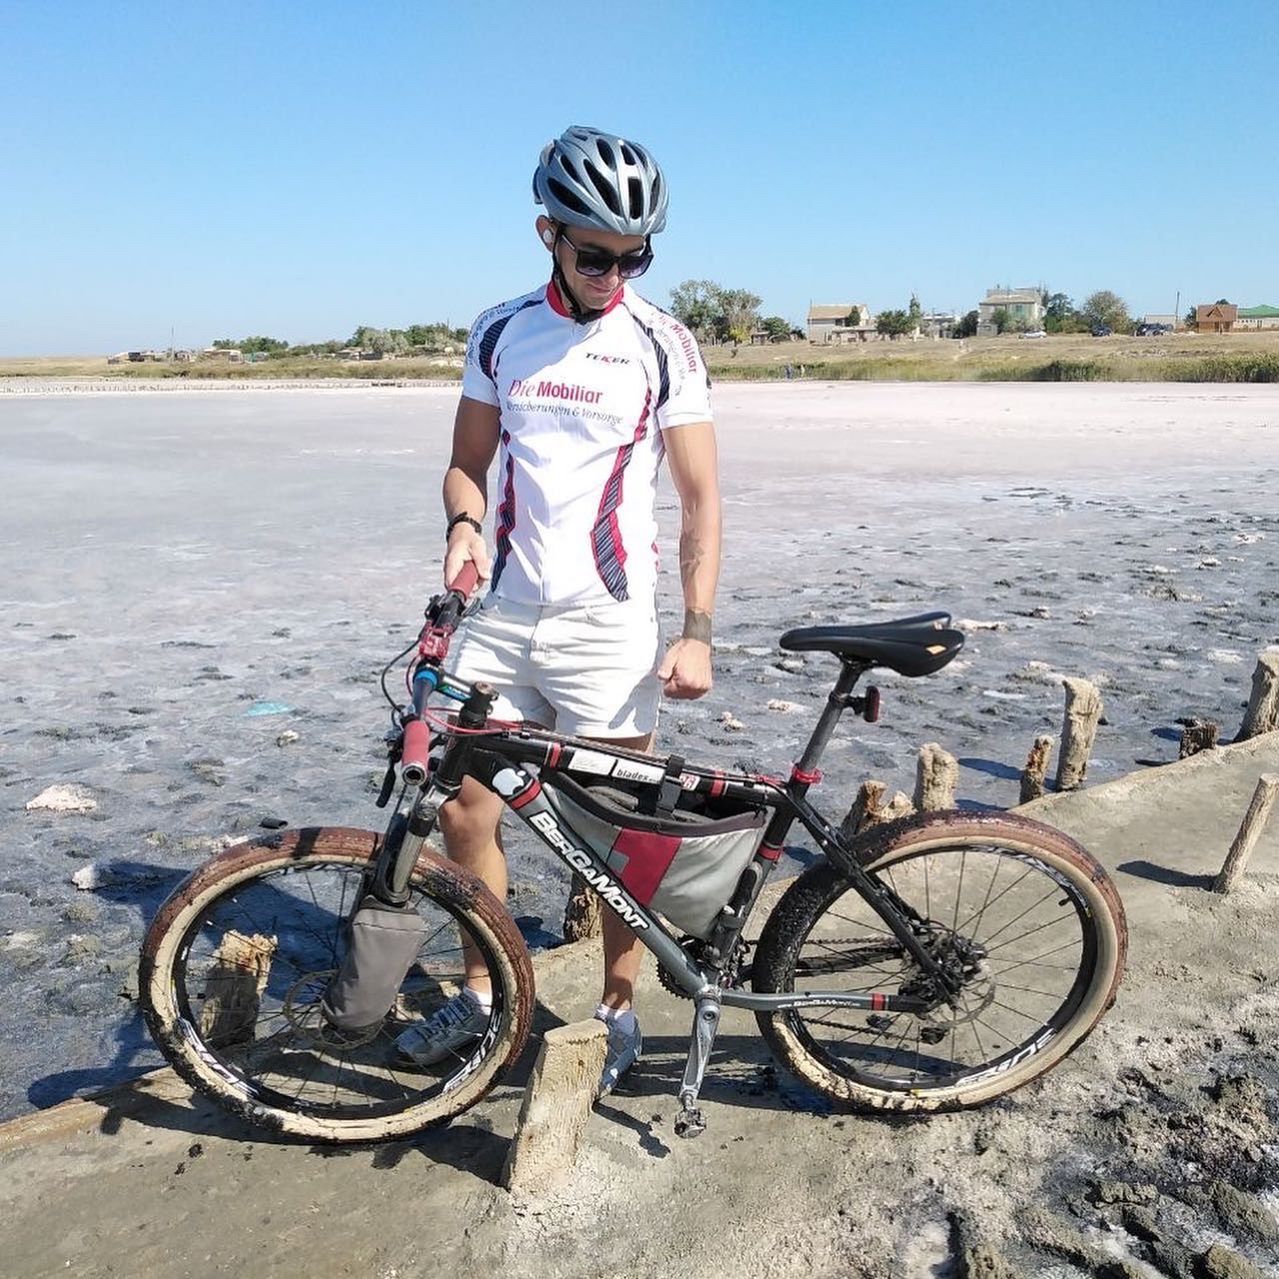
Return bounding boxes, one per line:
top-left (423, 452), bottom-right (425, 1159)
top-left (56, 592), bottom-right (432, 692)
top-left (461, 308), bottom-right (501, 407)
top-left (653, 318), bottom-right (713, 430)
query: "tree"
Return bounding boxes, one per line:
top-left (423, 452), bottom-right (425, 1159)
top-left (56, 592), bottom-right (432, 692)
top-left (907, 293), bottom-right (923, 333)
top-left (990, 307), bottom-right (1012, 335)
top-left (669, 280), bottom-right (723, 339)
top-left (669, 280), bottom-right (760, 343)
top-left (953, 309), bottom-right (978, 339)
top-left (876, 309), bottom-right (912, 338)
top-left (1184, 305), bottom-right (1199, 329)
top-left (760, 315), bottom-right (791, 342)
top-left (1080, 290), bottom-right (1131, 334)
top-left (1043, 292), bottom-right (1081, 333)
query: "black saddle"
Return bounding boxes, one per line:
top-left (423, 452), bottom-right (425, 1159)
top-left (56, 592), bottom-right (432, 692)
top-left (779, 611), bottom-right (965, 678)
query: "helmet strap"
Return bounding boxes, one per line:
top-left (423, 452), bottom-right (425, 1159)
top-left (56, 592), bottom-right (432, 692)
top-left (550, 230), bottom-right (608, 325)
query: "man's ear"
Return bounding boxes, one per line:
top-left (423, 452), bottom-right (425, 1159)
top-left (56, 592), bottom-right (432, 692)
top-left (536, 216), bottom-right (556, 248)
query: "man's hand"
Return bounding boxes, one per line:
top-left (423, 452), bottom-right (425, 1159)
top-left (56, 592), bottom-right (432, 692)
top-left (443, 527), bottom-right (491, 589)
top-left (657, 637), bottom-right (712, 700)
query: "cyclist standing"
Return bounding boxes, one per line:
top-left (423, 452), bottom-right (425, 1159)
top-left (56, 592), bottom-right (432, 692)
top-left (394, 126), bottom-right (721, 1095)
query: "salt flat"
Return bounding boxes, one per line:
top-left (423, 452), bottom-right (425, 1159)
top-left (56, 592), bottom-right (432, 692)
top-left (1, 381), bottom-right (1277, 1122)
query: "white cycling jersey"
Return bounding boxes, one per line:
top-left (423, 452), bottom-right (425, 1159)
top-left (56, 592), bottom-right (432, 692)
top-left (460, 280), bottom-right (713, 607)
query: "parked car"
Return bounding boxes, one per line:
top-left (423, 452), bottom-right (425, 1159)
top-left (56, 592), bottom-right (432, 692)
top-left (1135, 323), bottom-right (1173, 336)
top-left (1021, 329), bottom-right (1048, 340)
top-left (1091, 324), bottom-right (1112, 337)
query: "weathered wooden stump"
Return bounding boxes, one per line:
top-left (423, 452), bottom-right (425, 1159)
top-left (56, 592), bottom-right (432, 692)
top-left (1055, 678), bottom-right (1104, 791)
top-left (914, 743), bottom-right (958, 811)
top-left (1020, 734), bottom-right (1055, 803)
top-left (1178, 717), bottom-right (1220, 759)
top-left (563, 875), bottom-right (604, 941)
top-left (840, 780), bottom-right (886, 837)
top-left (1212, 774), bottom-right (1279, 894)
top-left (199, 930), bottom-right (275, 1046)
top-left (501, 1019), bottom-right (608, 1195)
top-left (1237, 652), bottom-right (1279, 742)
top-left (875, 791), bottom-right (916, 824)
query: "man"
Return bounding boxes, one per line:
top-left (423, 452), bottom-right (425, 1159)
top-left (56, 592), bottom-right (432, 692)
top-left (394, 126), bottom-right (720, 1095)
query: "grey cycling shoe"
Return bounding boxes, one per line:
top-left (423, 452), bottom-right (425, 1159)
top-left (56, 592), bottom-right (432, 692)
top-left (394, 990), bottom-right (490, 1067)
top-left (597, 1013), bottom-right (643, 1098)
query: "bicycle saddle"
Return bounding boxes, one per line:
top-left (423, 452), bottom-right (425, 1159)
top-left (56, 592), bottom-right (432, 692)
top-left (778, 611), bottom-right (965, 678)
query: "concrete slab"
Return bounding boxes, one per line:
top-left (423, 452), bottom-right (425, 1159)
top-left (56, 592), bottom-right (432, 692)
top-left (4, 738), bottom-right (1279, 1277)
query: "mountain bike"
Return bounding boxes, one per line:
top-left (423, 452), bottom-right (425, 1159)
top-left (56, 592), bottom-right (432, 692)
top-left (140, 567), bottom-right (1127, 1143)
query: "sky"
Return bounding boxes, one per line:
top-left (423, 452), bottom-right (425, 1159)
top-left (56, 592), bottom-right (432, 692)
top-left (2, 0), bottom-right (1275, 355)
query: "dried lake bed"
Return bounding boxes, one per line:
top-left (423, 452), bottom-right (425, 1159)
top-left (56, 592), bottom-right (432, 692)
top-left (1, 380), bottom-right (1277, 1121)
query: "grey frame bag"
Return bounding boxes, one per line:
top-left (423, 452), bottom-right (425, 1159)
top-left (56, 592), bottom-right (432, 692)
top-left (321, 896), bottom-right (428, 1031)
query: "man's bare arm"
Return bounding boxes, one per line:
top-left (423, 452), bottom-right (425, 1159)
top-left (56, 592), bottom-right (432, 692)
top-left (664, 420), bottom-right (721, 641)
top-left (656, 421), bottom-right (720, 699)
top-left (442, 396), bottom-right (501, 584)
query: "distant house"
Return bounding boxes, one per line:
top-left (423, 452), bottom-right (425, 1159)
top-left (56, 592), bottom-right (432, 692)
top-left (199, 346), bottom-right (244, 362)
top-left (920, 310), bottom-right (960, 339)
top-left (1237, 304), bottom-right (1279, 331)
top-left (807, 303), bottom-right (872, 343)
top-left (976, 287), bottom-right (1045, 337)
top-left (1194, 303), bottom-right (1238, 334)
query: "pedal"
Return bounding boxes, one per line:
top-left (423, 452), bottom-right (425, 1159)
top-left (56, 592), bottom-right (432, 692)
top-left (674, 1106), bottom-right (706, 1139)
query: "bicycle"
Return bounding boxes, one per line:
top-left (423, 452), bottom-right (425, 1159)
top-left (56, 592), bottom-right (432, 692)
top-left (140, 566), bottom-right (1127, 1143)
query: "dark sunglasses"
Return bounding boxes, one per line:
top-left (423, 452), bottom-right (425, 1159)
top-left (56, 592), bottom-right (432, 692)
top-left (557, 228), bottom-right (653, 279)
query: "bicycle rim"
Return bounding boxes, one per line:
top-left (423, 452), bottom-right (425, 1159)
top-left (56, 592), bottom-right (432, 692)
top-left (161, 857), bottom-right (509, 1124)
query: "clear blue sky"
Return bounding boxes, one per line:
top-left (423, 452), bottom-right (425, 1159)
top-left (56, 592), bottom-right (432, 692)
top-left (2, 1), bottom-right (1274, 355)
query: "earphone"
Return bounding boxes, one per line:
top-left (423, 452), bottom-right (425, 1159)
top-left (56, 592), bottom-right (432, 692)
top-left (541, 229), bottom-right (555, 245)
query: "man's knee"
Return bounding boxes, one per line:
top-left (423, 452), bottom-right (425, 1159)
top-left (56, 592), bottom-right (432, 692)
top-left (438, 777), bottom-right (503, 848)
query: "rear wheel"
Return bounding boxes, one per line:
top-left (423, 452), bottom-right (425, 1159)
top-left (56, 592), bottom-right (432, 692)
top-left (141, 827), bottom-right (534, 1143)
top-left (753, 811), bottom-right (1126, 1111)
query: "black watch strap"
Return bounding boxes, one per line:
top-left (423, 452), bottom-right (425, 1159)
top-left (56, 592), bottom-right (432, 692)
top-left (446, 513), bottom-right (483, 539)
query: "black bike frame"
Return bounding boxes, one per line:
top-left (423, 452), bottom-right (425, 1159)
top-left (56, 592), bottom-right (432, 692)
top-left (386, 659), bottom-right (955, 1017)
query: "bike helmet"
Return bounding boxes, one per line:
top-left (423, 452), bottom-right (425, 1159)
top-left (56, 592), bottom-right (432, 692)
top-left (533, 125), bottom-right (668, 237)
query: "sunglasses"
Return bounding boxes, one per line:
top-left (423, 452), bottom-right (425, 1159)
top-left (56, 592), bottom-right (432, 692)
top-left (557, 228), bottom-right (653, 280)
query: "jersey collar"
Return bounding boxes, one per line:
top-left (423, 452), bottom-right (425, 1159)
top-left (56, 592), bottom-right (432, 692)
top-left (546, 278), bottom-right (625, 320)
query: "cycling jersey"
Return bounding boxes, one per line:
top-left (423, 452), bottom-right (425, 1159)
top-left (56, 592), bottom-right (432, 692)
top-left (461, 281), bottom-right (713, 607)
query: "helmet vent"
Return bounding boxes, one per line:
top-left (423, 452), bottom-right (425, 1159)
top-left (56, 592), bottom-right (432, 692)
top-left (586, 163), bottom-right (622, 216)
top-left (619, 142), bottom-right (637, 166)
top-left (547, 177), bottom-right (590, 217)
top-left (627, 177), bottom-right (643, 218)
top-left (596, 139), bottom-right (615, 168)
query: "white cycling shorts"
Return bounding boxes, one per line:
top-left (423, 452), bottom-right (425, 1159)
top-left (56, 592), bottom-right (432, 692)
top-left (445, 594), bottom-right (664, 738)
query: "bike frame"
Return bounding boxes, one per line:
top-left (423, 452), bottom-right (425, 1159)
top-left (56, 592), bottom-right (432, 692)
top-left (377, 657), bottom-right (955, 1019)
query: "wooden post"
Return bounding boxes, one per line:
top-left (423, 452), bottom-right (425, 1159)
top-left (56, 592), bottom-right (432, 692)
top-left (1212, 774), bottom-right (1279, 894)
top-left (840, 780), bottom-right (886, 838)
top-left (1055, 678), bottom-right (1103, 791)
top-left (501, 1020), bottom-right (608, 1195)
top-left (1178, 718), bottom-right (1220, 759)
top-left (914, 743), bottom-right (958, 811)
top-left (199, 930), bottom-right (275, 1046)
top-left (563, 876), bottom-right (603, 941)
top-left (1020, 734), bottom-right (1054, 803)
top-left (1237, 652), bottom-right (1279, 741)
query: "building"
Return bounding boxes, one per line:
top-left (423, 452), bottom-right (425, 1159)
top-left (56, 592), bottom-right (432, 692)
top-left (976, 287), bottom-right (1045, 337)
top-left (1236, 304), bottom-right (1279, 331)
top-left (1194, 303), bottom-right (1238, 334)
top-left (807, 303), bottom-right (872, 343)
top-left (920, 310), bottom-right (960, 339)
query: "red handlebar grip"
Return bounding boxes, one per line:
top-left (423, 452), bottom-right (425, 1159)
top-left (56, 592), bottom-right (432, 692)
top-left (446, 561), bottom-right (480, 598)
top-left (400, 718), bottom-right (431, 781)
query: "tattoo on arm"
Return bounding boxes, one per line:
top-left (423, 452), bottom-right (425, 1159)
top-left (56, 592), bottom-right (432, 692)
top-left (682, 609), bottom-right (712, 644)
top-left (678, 529), bottom-right (704, 580)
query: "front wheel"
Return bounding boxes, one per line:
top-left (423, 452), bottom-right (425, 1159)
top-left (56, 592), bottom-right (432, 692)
top-left (141, 827), bottom-right (535, 1143)
top-left (753, 811), bottom-right (1126, 1112)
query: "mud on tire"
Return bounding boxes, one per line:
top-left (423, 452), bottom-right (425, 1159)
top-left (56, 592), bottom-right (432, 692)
top-left (140, 827), bottom-right (535, 1143)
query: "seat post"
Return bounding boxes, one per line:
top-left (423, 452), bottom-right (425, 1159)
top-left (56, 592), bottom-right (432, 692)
top-left (794, 660), bottom-right (867, 776)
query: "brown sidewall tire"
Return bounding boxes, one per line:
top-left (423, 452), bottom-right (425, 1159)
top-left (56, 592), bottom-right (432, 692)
top-left (140, 827), bottom-right (535, 1143)
top-left (753, 810), bottom-right (1127, 1113)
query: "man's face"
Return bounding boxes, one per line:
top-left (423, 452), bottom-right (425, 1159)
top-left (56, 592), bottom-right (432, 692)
top-left (549, 222), bottom-right (646, 308)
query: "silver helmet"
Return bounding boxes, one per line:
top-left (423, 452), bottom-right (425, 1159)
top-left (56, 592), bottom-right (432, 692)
top-left (533, 125), bottom-right (668, 236)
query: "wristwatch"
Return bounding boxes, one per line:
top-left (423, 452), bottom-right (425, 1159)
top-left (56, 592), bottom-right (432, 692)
top-left (446, 513), bottom-right (483, 539)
